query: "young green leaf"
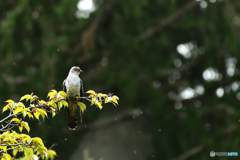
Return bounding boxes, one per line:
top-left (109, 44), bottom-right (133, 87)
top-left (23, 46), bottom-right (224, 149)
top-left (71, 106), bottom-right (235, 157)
top-left (11, 118), bottom-right (20, 123)
top-left (60, 100), bottom-right (68, 108)
top-left (2, 153), bottom-right (11, 160)
top-left (86, 90), bottom-right (96, 96)
top-left (58, 102), bottom-right (63, 111)
top-left (47, 150), bottom-right (57, 160)
top-left (33, 112), bottom-right (40, 120)
top-left (13, 107), bottom-right (23, 115)
top-left (77, 101), bottom-right (86, 113)
top-left (20, 94), bottom-right (31, 102)
top-left (5, 99), bottom-right (14, 104)
top-left (27, 112), bottom-right (33, 119)
top-left (96, 102), bottom-right (103, 110)
top-left (59, 91), bottom-right (67, 99)
top-left (48, 101), bottom-right (57, 109)
top-left (2, 104), bottom-right (9, 113)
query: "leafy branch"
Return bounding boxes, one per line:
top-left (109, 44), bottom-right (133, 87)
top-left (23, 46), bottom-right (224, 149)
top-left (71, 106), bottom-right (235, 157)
top-left (0, 89), bottom-right (119, 160)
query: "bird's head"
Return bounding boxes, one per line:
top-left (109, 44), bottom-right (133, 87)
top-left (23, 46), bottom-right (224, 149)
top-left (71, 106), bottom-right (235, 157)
top-left (69, 66), bottom-right (83, 75)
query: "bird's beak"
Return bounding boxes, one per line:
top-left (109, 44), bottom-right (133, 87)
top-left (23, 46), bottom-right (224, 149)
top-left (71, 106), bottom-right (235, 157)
top-left (80, 69), bottom-right (83, 73)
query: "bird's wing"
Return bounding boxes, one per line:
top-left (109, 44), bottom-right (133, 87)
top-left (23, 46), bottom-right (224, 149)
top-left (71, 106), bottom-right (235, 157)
top-left (63, 79), bottom-right (67, 93)
top-left (80, 79), bottom-right (84, 102)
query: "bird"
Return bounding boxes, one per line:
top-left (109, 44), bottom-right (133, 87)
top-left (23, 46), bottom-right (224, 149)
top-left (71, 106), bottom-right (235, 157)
top-left (63, 66), bottom-right (84, 130)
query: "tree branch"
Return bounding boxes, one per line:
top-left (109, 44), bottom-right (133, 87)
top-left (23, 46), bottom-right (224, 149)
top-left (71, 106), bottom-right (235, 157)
top-left (170, 145), bottom-right (204, 160)
top-left (136, 1), bottom-right (200, 41)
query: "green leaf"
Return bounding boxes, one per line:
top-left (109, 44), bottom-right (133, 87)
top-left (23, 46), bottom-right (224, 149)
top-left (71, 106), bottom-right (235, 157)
top-left (19, 125), bottom-right (23, 132)
top-left (77, 101), bottom-right (86, 113)
top-left (22, 110), bottom-right (27, 118)
top-left (33, 112), bottom-right (40, 120)
top-left (2, 105), bottom-right (9, 113)
top-left (47, 90), bottom-right (57, 100)
top-left (23, 147), bottom-right (33, 157)
top-left (39, 100), bottom-right (46, 104)
top-left (22, 121), bottom-right (30, 133)
top-left (59, 91), bottom-right (67, 99)
top-left (12, 149), bottom-right (18, 157)
top-left (52, 111), bottom-right (56, 118)
top-left (86, 90), bottom-right (96, 95)
top-left (5, 99), bottom-right (14, 104)
top-left (30, 95), bottom-right (38, 103)
top-left (48, 101), bottom-right (57, 109)
top-left (47, 150), bottom-right (57, 160)
top-left (39, 109), bottom-right (48, 117)
top-left (20, 94), bottom-right (31, 102)
top-left (96, 102), bottom-right (103, 110)
top-left (13, 107), bottom-right (23, 115)
top-left (2, 153), bottom-right (11, 160)
top-left (11, 118), bottom-right (20, 123)
top-left (27, 112), bottom-right (33, 119)
top-left (58, 101), bottom-right (63, 111)
top-left (17, 102), bottom-right (25, 108)
top-left (60, 100), bottom-right (68, 108)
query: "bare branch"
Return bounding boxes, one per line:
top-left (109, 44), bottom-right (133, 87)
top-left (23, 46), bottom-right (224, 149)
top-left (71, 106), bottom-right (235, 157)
top-left (0, 142), bottom-right (25, 146)
top-left (136, 1), bottom-right (200, 41)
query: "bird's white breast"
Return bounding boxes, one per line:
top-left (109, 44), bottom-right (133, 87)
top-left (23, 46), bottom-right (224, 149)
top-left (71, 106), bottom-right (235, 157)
top-left (66, 75), bottom-right (81, 98)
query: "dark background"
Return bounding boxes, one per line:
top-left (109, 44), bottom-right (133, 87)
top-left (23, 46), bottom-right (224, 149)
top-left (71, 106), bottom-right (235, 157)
top-left (1, 0), bottom-right (240, 159)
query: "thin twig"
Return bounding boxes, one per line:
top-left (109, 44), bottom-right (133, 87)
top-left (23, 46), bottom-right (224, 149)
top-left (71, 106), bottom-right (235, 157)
top-left (48, 143), bottom-right (58, 150)
top-left (0, 142), bottom-right (24, 146)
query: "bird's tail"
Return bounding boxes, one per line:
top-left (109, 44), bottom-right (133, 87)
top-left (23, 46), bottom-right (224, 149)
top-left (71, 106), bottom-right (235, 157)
top-left (67, 99), bottom-right (79, 130)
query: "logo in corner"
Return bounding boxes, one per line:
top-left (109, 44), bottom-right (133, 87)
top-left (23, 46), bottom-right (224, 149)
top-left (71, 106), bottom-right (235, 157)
top-left (210, 151), bottom-right (215, 157)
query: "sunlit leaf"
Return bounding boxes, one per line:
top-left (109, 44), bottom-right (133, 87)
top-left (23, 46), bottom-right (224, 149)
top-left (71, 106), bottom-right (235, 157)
top-left (1, 146), bottom-right (7, 152)
top-left (59, 91), bottom-right (67, 98)
top-left (39, 109), bottom-right (48, 117)
top-left (2, 153), bottom-right (11, 160)
top-left (13, 107), bottom-right (23, 115)
top-left (91, 97), bottom-right (97, 105)
top-left (31, 95), bottom-right (38, 103)
top-left (86, 90), bottom-right (96, 96)
top-left (58, 102), bottom-right (63, 111)
top-left (33, 112), bottom-right (40, 120)
top-left (27, 112), bottom-right (33, 119)
top-left (2, 105), bottom-right (9, 113)
top-left (52, 111), bottom-right (56, 118)
top-left (96, 102), bottom-right (103, 110)
top-left (60, 100), bottom-right (68, 108)
top-left (48, 101), bottom-right (57, 109)
top-left (12, 149), bottom-right (18, 157)
top-left (47, 150), bottom-right (57, 160)
top-left (47, 90), bottom-right (57, 100)
top-left (11, 118), bottom-right (20, 123)
top-left (19, 125), bottom-right (23, 132)
top-left (77, 101), bottom-right (86, 113)
top-left (17, 102), bottom-right (25, 108)
top-left (97, 93), bottom-right (107, 100)
top-left (39, 100), bottom-right (46, 104)
top-left (23, 147), bottom-right (34, 157)
top-left (22, 121), bottom-right (30, 133)
top-left (5, 99), bottom-right (14, 104)
top-left (32, 137), bottom-right (44, 147)
top-left (22, 110), bottom-right (27, 118)
top-left (20, 94), bottom-right (31, 102)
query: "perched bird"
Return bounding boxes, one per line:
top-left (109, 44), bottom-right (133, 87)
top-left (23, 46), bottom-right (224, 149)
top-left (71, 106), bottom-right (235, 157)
top-left (63, 66), bottom-right (84, 130)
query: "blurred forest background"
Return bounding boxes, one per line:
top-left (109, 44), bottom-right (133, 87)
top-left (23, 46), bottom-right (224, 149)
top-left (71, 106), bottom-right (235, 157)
top-left (1, 0), bottom-right (240, 159)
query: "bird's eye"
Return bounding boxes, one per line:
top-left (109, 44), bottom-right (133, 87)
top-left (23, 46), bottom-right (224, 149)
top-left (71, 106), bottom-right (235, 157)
top-left (74, 68), bottom-right (78, 71)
